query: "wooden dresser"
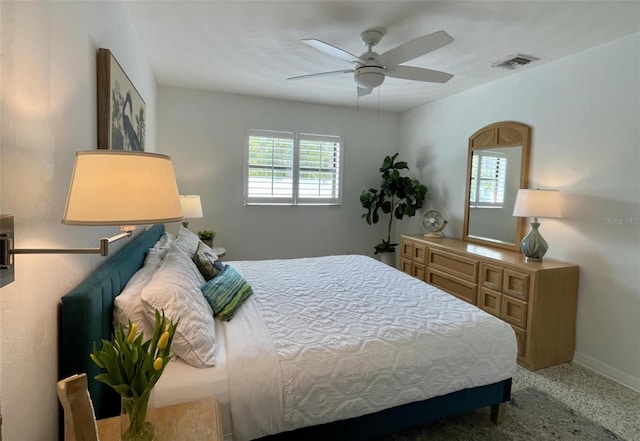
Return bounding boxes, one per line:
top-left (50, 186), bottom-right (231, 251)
top-left (400, 234), bottom-right (579, 370)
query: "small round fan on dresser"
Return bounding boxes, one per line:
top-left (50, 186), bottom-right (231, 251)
top-left (421, 210), bottom-right (447, 238)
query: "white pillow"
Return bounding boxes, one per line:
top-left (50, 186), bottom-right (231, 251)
top-left (114, 248), bottom-right (164, 338)
top-left (141, 245), bottom-right (217, 367)
top-left (149, 232), bottom-right (176, 261)
top-left (174, 227), bottom-right (200, 258)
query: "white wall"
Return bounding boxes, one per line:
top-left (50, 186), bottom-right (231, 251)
top-left (157, 87), bottom-right (398, 260)
top-left (0, 1), bottom-right (156, 439)
top-left (398, 34), bottom-right (640, 391)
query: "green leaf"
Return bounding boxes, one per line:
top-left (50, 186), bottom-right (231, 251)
top-left (380, 155), bottom-right (392, 171)
top-left (374, 240), bottom-right (398, 254)
top-left (95, 373), bottom-right (118, 388)
top-left (394, 204), bottom-right (405, 220)
top-left (113, 383), bottom-right (132, 397)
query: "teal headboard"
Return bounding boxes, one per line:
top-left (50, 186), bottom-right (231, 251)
top-left (58, 225), bottom-right (165, 420)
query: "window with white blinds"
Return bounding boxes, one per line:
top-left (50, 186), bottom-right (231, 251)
top-left (469, 152), bottom-right (507, 207)
top-left (245, 129), bottom-right (343, 205)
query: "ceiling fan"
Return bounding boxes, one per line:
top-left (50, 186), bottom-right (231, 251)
top-left (288, 29), bottom-right (455, 96)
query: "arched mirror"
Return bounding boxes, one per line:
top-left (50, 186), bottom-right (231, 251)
top-left (463, 121), bottom-right (531, 251)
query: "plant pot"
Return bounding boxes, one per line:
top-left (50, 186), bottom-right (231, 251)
top-left (379, 251), bottom-right (396, 267)
top-left (202, 239), bottom-right (213, 248)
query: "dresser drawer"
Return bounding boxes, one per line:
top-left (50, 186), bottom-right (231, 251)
top-left (512, 325), bottom-right (527, 359)
top-left (427, 268), bottom-right (477, 304)
top-left (480, 263), bottom-right (503, 291)
top-left (400, 258), bottom-right (412, 276)
top-left (503, 269), bottom-right (530, 300)
top-left (428, 249), bottom-right (478, 283)
top-left (411, 262), bottom-right (425, 280)
top-left (501, 296), bottom-right (528, 328)
top-left (400, 240), bottom-right (413, 260)
top-left (478, 287), bottom-right (502, 317)
top-left (412, 242), bottom-right (427, 264)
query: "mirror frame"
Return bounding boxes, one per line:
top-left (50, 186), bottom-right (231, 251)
top-left (463, 121), bottom-right (531, 251)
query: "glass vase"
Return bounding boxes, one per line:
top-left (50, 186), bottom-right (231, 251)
top-left (121, 390), bottom-right (154, 441)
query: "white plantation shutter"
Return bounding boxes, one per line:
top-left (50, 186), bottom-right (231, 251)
top-left (246, 130), bottom-right (294, 204)
top-left (297, 134), bottom-right (342, 204)
top-left (245, 129), bottom-right (343, 205)
top-left (469, 152), bottom-right (507, 207)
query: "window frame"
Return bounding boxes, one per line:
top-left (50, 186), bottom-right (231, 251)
top-left (244, 129), bottom-right (344, 206)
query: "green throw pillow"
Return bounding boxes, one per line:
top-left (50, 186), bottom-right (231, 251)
top-left (200, 265), bottom-right (253, 321)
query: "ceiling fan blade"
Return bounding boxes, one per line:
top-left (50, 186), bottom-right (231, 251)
top-left (302, 39), bottom-right (364, 64)
top-left (287, 69), bottom-right (354, 80)
top-left (386, 65), bottom-right (453, 83)
top-left (380, 31), bottom-right (454, 67)
top-left (357, 87), bottom-right (373, 97)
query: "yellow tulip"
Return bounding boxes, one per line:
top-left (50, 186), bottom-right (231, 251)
top-left (153, 357), bottom-right (163, 371)
top-left (90, 353), bottom-right (104, 369)
top-left (126, 323), bottom-right (137, 344)
top-left (157, 331), bottom-right (170, 350)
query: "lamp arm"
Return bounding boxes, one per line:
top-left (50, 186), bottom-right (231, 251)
top-left (1, 231), bottom-right (131, 266)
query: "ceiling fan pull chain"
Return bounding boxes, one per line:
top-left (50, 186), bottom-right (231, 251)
top-left (356, 71), bottom-right (360, 111)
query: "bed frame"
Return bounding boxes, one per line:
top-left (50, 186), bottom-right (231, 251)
top-left (58, 224), bottom-right (512, 440)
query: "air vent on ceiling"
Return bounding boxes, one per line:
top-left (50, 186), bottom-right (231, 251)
top-left (492, 54), bottom-right (539, 70)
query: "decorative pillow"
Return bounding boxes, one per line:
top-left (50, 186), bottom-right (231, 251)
top-left (148, 232), bottom-right (176, 261)
top-left (193, 242), bottom-right (223, 281)
top-left (174, 227), bottom-right (200, 258)
top-left (141, 245), bottom-right (217, 367)
top-left (114, 248), bottom-right (163, 338)
top-left (200, 265), bottom-right (253, 321)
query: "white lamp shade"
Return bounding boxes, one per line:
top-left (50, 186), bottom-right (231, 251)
top-left (179, 195), bottom-right (203, 219)
top-left (62, 151), bottom-right (184, 225)
top-left (512, 189), bottom-right (562, 219)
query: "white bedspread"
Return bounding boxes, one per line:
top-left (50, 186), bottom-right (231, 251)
top-left (225, 255), bottom-right (517, 441)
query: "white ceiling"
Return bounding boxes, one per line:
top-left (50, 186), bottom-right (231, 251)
top-left (125, 1), bottom-right (640, 113)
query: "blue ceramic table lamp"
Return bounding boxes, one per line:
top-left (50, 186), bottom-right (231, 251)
top-left (512, 189), bottom-right (561, 262)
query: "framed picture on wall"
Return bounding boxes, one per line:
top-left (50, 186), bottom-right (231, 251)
top-left (97, 48), bottom-right (146, 151)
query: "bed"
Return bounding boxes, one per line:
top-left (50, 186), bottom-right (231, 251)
top-left (59, 225), bottom-right (517, 441)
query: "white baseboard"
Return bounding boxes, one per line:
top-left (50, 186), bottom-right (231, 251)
top-left (573, 351), bottom-right (640, 393)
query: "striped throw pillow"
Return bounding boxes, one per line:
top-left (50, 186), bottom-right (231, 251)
top-left (200, 265), bottom-right (253, 321)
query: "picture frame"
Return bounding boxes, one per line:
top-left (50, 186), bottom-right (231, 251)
top-left (97, 48), bottom-right (146, 151)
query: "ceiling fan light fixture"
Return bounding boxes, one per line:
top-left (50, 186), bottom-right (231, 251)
top-left (355, 66), bottom-right (385, 89)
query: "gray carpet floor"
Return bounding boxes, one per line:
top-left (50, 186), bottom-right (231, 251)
top-left (512, 363), bottom-right (639, 441)
top-left (375, 386), bottom-right (625, 441)
top-left (376, 363), bottom-right (640, 441)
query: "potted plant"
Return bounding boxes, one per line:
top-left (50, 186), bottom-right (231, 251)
top-left (360, 153), bottom-right (427, 264)
top-left (198, 230), bottom-right (216, 248)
